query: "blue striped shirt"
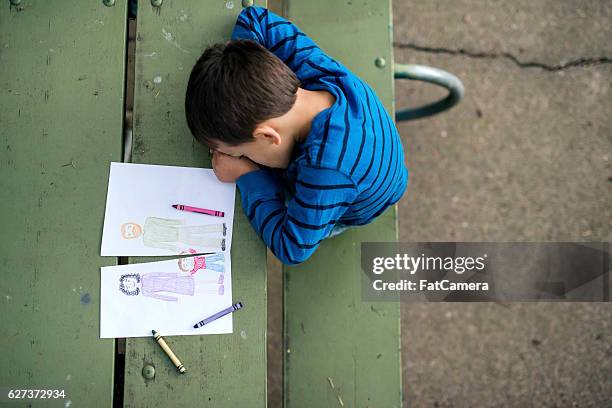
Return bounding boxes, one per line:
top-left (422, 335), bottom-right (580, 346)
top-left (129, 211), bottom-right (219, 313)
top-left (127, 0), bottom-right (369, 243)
top-left (232, 7), bottom-right (408, 265)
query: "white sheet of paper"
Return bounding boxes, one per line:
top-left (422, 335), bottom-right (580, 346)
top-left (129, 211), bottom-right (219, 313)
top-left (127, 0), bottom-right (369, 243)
top-left (101, 162), bottom-right (235, 256)
top-left (100, 255), bottom-right (233, 338)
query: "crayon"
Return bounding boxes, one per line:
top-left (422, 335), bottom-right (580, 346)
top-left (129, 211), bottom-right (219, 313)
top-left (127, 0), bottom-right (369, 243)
top-left (172, 204), bottom-right (224, 218)
top-left (193, 302), bottom-right (243, 329)
top-left (152, 330), bottom-right (186, 374)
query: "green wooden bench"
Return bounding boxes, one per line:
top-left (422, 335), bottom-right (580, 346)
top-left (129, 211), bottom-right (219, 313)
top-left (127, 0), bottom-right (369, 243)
top-left (279, 2), bottom-right (402, 407)
top-left (1, 1), bottom-right (125, 406)
top-left (2, 0), bottom-right (457, 405)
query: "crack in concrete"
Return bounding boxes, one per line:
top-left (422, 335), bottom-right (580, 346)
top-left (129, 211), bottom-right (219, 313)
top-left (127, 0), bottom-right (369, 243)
top-left (395, 42), bottom-right (612, 71)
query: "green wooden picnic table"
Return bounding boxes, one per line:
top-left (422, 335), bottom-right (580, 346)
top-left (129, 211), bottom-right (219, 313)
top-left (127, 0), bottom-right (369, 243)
top-left (1, 1), bottom-right (125, 406)
top-left (1, 0), bottom-right (462, 405)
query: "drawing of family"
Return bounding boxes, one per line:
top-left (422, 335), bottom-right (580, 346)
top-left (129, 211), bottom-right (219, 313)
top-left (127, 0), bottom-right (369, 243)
top-left (118, 272), bottom-right (224, 302)
top-left (178, 250), bottom-right (225, 274)
top-left (120, 217), bottom-right (227, 252)
top-left (118, 252), bottom-right (227, 302)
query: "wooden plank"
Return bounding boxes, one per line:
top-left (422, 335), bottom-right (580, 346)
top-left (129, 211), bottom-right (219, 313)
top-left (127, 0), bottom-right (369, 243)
top-left (282, 1), bottom-right (403, 407)
top-left (123, 1), bottom-right (268, 406)
top-left (0, 1), bottom-right (127, 406)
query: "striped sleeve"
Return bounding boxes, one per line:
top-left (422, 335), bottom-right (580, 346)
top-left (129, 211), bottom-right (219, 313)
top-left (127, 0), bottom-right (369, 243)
top-left (236, 167), bottom-right (358, 265)
top-left (231, 6), bottom-right (323, 74)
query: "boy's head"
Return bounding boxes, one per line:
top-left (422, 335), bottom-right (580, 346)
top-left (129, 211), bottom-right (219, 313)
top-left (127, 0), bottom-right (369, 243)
top-left (185, 40), bottom-right (300, 164)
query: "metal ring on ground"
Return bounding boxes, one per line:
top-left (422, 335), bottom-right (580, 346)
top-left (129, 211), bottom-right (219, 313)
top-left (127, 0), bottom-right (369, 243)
top-left (394, 63), bottom-right (465, 121)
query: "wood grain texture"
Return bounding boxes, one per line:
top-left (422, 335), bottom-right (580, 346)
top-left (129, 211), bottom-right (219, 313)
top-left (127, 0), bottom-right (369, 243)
top-left (0, 1), bottom-right (127, 406)
top-left (282, 1), bottom-right (403, 407)
top-left (123, 1), bottom-right (268, 407)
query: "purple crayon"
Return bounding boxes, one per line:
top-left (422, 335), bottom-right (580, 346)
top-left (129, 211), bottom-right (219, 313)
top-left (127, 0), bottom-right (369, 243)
top-left (193, 302), bottom-right (243, 329)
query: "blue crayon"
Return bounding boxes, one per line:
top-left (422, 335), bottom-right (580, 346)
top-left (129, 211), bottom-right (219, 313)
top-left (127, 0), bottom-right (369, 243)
top-left (193, 302), bottom-right (243, 329)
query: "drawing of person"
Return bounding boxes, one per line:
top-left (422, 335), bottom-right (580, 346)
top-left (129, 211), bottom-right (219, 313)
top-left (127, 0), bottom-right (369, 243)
top-left (120, 217), bottom-right (227, 252)
top-left (119, 272), bottom-right (224, 302)
top-left (178, 250), bottom-right (225, 274)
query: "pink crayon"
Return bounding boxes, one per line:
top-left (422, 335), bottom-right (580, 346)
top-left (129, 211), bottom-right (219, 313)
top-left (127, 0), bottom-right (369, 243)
top-left (172, 204), bottom-right (225, 218)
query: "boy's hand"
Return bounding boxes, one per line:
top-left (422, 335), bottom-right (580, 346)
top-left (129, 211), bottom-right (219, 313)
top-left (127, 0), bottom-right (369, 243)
top-left (212, 151), bottom-right (259, 183)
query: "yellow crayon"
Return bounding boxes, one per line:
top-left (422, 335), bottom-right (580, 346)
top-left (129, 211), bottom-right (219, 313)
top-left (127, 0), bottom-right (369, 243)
top-left (152, 330), bottom-right (186, 374)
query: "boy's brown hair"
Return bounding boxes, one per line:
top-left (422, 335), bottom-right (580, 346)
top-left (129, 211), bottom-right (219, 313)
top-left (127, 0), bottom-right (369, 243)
top-left (185, 40), bottom-right (300, 148)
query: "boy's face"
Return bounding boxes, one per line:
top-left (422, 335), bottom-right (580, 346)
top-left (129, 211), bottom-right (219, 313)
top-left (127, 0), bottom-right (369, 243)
top-left (215, 140), bottom-right (282, 168)
top-left (215, 124), bottom-right (294, 169)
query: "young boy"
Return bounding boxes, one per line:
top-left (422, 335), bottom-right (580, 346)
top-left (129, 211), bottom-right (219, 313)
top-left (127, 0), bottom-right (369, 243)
top-left (185, 6), bottom-right (408, 265)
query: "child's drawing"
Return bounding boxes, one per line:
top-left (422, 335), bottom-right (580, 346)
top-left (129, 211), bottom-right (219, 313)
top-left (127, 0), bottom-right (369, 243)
top-left (119, 272), bottom-right (224, 302)
top-left (178, 250), bottom-right (225, 274)
top-left (120, 217), bottom-right (226, 252)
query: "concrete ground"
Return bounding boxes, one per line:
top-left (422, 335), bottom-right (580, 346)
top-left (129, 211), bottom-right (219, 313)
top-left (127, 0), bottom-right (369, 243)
top-left (396, 1), bottom-right (610, 406)
top-left (267, 0), bottom-right (611, 406)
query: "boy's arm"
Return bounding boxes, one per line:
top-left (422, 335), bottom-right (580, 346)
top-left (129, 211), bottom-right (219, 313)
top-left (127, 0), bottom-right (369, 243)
top-left (237, 167), bottom-right (358, 265)
top-left (231, 6), bottom-right (323, 74)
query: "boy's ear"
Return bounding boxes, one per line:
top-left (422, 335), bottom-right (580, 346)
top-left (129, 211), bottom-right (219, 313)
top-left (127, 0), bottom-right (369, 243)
top-left (253, 125), bottom-right (282, 146)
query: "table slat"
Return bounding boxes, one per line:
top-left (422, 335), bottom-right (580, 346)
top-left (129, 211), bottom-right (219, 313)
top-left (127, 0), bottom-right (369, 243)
top-left (124, 1), bottom-right (268, 406)
top-left (0, 1), bottom-right (127, 406)
top-left (282, 1), bottom-right (403, 406)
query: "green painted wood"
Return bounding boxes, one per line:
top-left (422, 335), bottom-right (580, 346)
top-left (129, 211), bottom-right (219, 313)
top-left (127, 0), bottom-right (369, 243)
top-left (0, 1), bottom-right (127, 406)
top-left (282, 1), bottom-right (402, 407)
top-left (123, 1), bottom-right (268, 406)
